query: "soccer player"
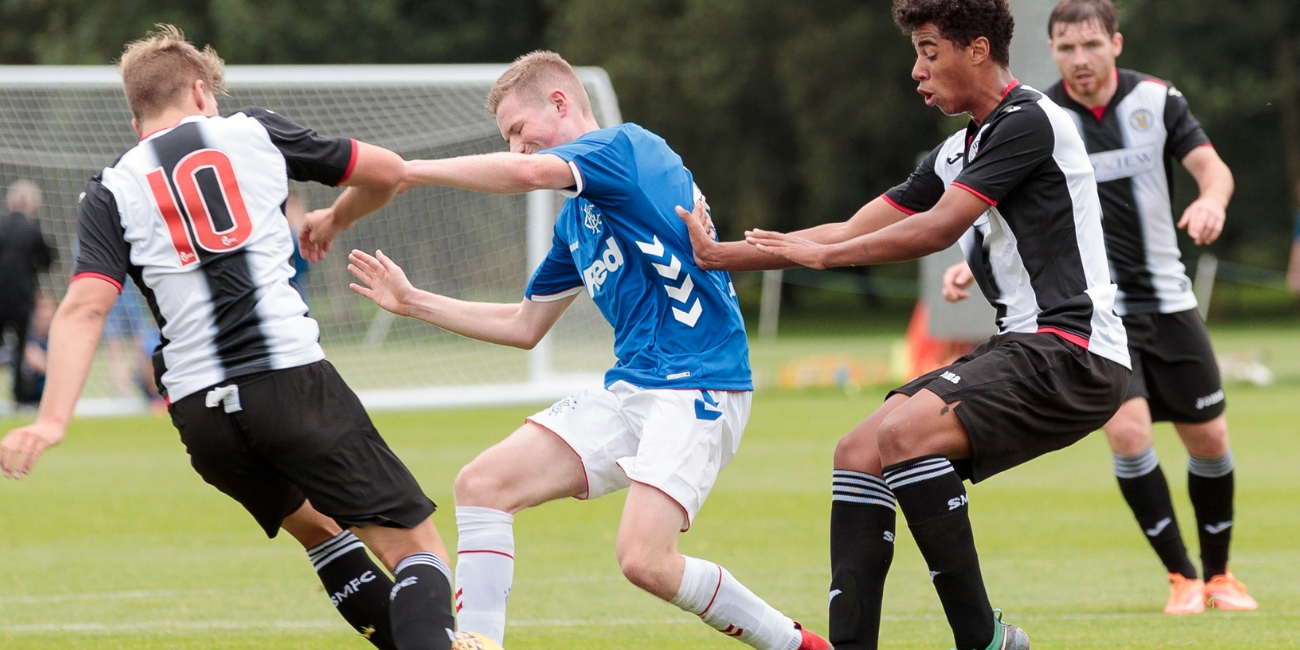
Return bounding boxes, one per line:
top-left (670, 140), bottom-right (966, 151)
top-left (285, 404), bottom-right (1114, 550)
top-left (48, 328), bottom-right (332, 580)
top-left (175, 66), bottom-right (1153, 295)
top-left (0, 26), bottom-right (456, 650)
top-left (321, 50), bottom-right (828, 650)
top-left (941, 0), bottom-right (1254, 615)
top-left (678, 1), bottom-right (1130, 648)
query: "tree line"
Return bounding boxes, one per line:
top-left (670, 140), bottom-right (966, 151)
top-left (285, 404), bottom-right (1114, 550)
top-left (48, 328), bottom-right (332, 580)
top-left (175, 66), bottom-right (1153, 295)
top-left (1, 0), bottom-right (1296, 271)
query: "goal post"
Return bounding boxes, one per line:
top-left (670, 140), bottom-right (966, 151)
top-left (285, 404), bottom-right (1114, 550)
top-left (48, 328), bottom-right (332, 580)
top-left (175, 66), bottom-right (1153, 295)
top-left (0, 64), bottom-right (620, 416)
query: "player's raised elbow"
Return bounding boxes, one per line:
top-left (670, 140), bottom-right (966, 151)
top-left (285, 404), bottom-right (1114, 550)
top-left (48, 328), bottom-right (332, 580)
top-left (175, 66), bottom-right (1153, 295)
top-left (344, 143), bottom-right (406, 189)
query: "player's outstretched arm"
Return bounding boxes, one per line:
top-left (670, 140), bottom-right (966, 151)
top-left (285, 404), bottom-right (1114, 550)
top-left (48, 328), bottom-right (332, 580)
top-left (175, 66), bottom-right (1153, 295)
top-left (348, 249), bottom-right (574, 349)
top-left (1, 277), bottom-right (118, 479)
top-left (1178, 146), bottom-right (1234, 246)
top-left (676, 196), bottom-right (911, 272)
top-left (745, 187), bottom-right (987, 269)
top-left (402, 153), bottom-right (576, 196)
top-left (299, 142), bottom-right (406, 262)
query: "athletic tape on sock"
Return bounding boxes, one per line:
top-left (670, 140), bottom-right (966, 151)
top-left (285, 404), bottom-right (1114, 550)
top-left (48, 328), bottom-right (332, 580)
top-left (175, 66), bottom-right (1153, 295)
top-left (1113, 447), bottom-right (1160, 479)
top-left (1188, 450), bottom-right (1233, 478)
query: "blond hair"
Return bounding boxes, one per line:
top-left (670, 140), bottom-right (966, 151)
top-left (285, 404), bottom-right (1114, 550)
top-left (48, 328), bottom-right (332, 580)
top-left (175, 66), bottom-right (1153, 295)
top-left (119, 24), bottom-right (227, 123)
top-left (486, 50), bottom-right (592, 117)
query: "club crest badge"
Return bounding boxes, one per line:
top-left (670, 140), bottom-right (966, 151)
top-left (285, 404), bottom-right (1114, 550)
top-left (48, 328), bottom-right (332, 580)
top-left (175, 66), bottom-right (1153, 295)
top-left (1130, 108), bottom-right (1154, 131)
top-left (583, 203), bottom-right (603, 233)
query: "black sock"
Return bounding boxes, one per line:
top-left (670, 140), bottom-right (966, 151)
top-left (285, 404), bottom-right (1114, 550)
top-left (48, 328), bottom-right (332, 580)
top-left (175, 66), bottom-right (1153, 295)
top-left (389, 552), bottom-right (456, 650)
top-left (884, 455), bottom-right (993, 650)
top-left (1113, 449), bottom-right (1198, 579)
top-left (829, 470), bottom-right (896, 650)
top-left (308, 531), bottom-right (397, 649)
top-left (1188, 452), bottom-right (1235, 579)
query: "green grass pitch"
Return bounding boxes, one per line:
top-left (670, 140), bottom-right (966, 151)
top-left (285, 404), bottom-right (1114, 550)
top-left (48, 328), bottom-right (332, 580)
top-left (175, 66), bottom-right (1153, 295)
top-left (2, 328), bottom-right (1299, 649)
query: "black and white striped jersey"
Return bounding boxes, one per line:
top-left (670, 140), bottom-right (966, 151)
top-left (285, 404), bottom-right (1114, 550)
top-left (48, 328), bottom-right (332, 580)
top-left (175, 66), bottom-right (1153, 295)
top-left (1046, 69), bottom-right (1211, 315)
top-left (885, 82), bottom-right (1130, 368)
top-left (72, 108), bottom-right (358, 401)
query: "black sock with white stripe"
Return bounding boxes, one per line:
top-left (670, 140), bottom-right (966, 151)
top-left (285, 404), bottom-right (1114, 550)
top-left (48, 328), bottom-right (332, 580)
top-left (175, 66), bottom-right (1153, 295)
top-left (1114, 448), bottom-right (1198, 579)
top-left (829, 470), bottom-right (895, 650)
top-left (1188, 451), bottom-right (1235, 579)
top-left (390, 552), bottom-right (456, 650)
top-left (884, 455), bottom-right (993, 650)
top-left (307, 531), bottom-right (396, 649)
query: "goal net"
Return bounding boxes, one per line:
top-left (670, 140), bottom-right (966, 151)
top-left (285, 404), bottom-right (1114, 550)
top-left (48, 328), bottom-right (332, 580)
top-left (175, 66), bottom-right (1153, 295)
top-left (0, 65), bottom-right (618, 415)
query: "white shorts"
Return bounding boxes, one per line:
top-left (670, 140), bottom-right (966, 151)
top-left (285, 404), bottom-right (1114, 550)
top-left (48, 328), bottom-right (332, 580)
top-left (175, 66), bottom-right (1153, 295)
top-left (527, 381), bottom-right (752, 531)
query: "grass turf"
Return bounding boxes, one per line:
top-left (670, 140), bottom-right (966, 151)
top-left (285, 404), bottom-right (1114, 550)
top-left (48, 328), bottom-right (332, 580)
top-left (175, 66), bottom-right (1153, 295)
top-left (2, 331), bottom-right (1299, 648)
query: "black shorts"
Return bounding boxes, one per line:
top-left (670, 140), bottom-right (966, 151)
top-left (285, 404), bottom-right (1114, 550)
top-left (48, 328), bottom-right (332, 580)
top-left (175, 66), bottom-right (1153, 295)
top-left (890, 332), bottom-right (1130, 483)
top-left (1122, 309), bottom-right (1224, 423)
top-left (169, 360), bottom-right (435, 538)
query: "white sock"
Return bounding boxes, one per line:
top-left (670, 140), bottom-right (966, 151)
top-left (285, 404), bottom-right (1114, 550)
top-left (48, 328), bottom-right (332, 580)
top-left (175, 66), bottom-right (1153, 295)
top-left (670, 556), bottom-right (801, 650)
top-left (455, 506), bottom-right (515, 645)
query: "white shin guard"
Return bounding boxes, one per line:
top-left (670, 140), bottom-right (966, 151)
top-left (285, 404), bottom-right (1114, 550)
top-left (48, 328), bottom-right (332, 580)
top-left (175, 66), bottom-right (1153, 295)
top-left (671, 555), bottom-right (801, 650)
top-left (454, 506), bottom-right (515, 645)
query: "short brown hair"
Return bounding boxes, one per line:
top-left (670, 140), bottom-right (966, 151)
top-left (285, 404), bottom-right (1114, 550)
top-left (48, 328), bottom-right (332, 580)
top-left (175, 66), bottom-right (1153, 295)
top-left (1048, 0), bottom-right (1119, 37)
top-left (119, 24), bottom-right (226, 123)
top-left (894, 0), bottom-right (1015, 68)
top-left (485, 50), bottom-right (592, 118)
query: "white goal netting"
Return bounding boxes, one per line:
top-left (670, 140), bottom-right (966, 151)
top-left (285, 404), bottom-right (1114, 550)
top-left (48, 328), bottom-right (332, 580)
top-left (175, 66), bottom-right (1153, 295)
top-left (0, 65), bottom-right (618, 415)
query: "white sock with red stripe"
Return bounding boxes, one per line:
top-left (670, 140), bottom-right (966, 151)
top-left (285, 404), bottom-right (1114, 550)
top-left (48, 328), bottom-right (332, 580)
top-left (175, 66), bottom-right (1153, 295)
top-left (455, 506), bottom-right (515, 645)
top-left (671, 555), bottom-right (801, 650)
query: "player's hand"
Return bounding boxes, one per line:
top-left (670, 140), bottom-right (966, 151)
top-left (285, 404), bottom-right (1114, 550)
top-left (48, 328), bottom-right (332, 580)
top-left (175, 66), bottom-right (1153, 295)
top-left (744, 229), bottom-right (829, 269)
top-left (299, 208), bottom-right (344, 263)
top-left (674, 199), bottom-right (719, 269)
top-left (1177, 198), bottom-right (1226, 246)
top-left (348, 249), bottom-right (416, 316)
top-left (1, 421), bottom-right (65, 479)
top-left (942, 261), bottom-right (975, 302)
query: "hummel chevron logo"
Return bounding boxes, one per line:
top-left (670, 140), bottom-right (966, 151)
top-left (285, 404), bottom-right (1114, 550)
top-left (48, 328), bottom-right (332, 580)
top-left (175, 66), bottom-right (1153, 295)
top-left (636, 236), bottom-right (665, 257)
top-left (929, 570), bottom-right (941, 582)
top-left (665, 274), bottom-right (695, 302)
top-left (884, 531), bottom-right (895, 543)
top-left (673, 300), bottom-right (703, 327)
top-left (695, 391), bottom-right (723, 421)
top-left (651, 254), bottom-right (682, 280)
top-left (828, 589), bottom-right (842, 606)
top-left (1145, 517), bottom-right (1172, 537)
top-left (1204, 521), bottom-right (1233, 534)
top-left (636, 236), bottom-right (703, 327)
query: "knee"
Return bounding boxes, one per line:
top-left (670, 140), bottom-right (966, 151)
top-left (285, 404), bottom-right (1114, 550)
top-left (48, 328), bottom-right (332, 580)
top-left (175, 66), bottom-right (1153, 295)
top-left (874, 416), bottom-right (917, 466)
top-left (454, 462), bottom-right (508, 510)
top-left (1105, 418), bottom-right (1153, 457)
top-left (1179, 417), bottom-right (1230, 458)
top-left (616, 544), bottom-right (674, 596)
top-left (834, 429), bottom-right (882, 473)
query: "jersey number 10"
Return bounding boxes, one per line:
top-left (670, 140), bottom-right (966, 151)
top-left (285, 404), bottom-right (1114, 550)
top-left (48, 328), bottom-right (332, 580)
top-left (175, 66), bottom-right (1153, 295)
top-left (146, 149), bottom-right (253, 267)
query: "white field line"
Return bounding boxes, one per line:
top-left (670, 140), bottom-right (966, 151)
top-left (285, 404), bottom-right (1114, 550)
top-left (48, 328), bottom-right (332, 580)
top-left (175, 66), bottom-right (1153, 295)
top-left (4, 611), bottom-right (1295, 634)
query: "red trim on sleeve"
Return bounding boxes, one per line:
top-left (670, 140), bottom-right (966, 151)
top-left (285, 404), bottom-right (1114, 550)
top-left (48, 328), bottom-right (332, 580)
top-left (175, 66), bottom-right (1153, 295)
top-left (880, 194), bottom-right (918, 216)
top-left (1000, 79), bottom-right (1021, 98)
top-left (338, 138), bottom-right (360, 184)
top-left (70, 272), bottom-right (123, 293)
top-left (1038, 327), bottom-right (1090, 349)
top-left (951, 182), bottom-right (997, 207)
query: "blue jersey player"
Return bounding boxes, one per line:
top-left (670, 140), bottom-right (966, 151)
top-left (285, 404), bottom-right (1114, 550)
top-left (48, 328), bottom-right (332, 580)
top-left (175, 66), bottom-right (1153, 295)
top-left (314, 51), bottom-right (828, 650)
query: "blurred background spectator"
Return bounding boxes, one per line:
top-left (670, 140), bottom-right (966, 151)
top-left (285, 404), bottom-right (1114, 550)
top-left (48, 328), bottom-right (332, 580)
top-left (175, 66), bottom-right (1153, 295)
top-left (0, 179), bottom-right (55, 407)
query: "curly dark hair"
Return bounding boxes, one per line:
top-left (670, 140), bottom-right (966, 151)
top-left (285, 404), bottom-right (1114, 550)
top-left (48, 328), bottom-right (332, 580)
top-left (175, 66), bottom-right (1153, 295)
top-left (893, 0), bottom-right (1015, 67)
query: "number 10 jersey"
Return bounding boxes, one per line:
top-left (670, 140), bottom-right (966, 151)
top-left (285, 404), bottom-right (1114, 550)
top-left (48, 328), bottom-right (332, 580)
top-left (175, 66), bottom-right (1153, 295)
top-left (72, 108), bottom-right (358, 402)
